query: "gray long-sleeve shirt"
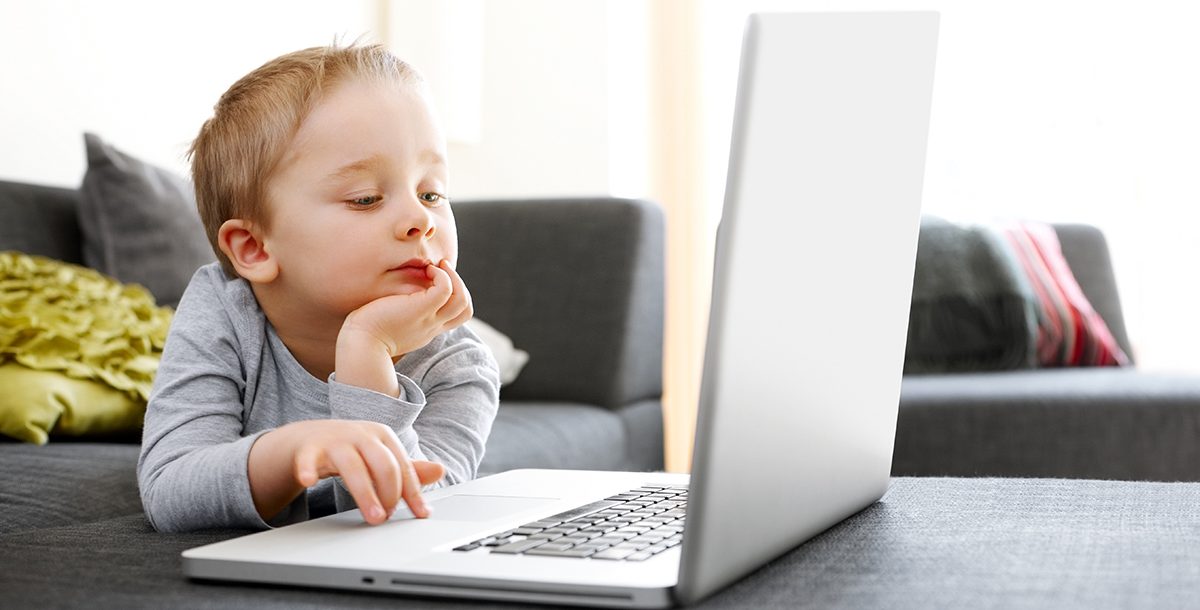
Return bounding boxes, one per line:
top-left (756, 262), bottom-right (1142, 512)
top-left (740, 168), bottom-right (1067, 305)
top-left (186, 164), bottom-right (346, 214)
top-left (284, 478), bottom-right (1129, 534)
top-left (136, 263), bottom-right (500, 532)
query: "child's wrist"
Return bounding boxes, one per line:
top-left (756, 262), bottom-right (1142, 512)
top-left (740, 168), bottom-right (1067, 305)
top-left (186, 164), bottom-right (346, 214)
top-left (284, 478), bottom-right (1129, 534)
top-left (335, 329), bottom-right (401, 398)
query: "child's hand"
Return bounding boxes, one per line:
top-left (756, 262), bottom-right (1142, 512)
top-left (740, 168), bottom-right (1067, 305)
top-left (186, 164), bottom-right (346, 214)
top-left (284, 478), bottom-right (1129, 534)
top-left (249, 419), bottom-right (446, 525)
top-left (335, 260), bottom-right (472, 397)
top-left (341, 259), bottom-right (473, 360)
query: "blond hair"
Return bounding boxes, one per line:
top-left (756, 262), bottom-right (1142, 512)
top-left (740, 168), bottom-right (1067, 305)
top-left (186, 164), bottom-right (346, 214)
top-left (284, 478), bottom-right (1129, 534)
top-left (189, 43), bottom-right (420, 275)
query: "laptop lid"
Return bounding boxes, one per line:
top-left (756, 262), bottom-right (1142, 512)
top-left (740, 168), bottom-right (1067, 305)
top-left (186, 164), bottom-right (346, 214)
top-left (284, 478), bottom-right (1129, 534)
top-left (675, 12), bottom-right (939, 604)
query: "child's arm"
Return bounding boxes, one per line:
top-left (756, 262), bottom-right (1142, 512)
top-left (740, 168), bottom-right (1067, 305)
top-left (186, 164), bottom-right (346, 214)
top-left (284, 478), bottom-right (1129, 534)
top-left (329, 260), bottom-right (499, 494)
top-left (137, 270), bottom-right (276, 532)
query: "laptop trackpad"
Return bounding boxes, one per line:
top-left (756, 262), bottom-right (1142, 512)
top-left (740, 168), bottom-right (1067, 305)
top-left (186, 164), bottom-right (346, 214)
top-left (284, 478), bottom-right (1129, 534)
top-left (396, 494), bottom-right (556, 522)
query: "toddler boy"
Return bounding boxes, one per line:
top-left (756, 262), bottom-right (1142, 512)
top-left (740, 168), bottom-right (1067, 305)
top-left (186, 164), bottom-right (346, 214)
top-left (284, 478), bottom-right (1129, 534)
top-left (137, 43), bottom-right (500, 532)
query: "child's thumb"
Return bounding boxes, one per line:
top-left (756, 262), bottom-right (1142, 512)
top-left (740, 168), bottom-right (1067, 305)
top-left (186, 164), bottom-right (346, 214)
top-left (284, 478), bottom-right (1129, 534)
top-left (413, 460), bottom-right (446, 485)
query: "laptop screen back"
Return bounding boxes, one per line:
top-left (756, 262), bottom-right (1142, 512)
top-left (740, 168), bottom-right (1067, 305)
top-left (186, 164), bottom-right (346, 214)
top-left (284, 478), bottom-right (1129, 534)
top-left (676, 12), bottom-right (940, 605)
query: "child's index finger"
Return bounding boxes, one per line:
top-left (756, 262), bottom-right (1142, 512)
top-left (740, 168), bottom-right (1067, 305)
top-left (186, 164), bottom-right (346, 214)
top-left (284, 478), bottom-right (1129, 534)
top-left (425, 262), bottom-right (453, 301)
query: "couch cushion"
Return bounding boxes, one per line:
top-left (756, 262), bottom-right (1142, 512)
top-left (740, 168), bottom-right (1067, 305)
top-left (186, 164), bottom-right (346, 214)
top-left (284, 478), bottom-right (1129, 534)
top-left (1004, 221), bottom-right (1128, 366)
top-left (0, 253), bottom-right (174, 444)
top-left (0, 180), bottom-right (85, 265)
top-left (80, 133), bottom-right (214, 309)
top-left (905, 216), bottom-right (1037, 374)
top-left (0, 443), bottom-right (143, 534)
top-left (454, 199), bottom-right (664, 410)
top-left (479, 399), bottom-right (663, 475)
top-left (895, 369), bottom-right (1200, 480)
top-left (3, 478), bottom-right (1200, 609)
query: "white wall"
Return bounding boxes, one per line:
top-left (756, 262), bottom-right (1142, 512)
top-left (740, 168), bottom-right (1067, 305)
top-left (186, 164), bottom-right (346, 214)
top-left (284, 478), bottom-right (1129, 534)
top-left (700, 0), bottom-right (1200, 372)
top-left (0, 0), bottom-right (622, 201)
top-left (0, 0), bottom-right (377, 185)
top-left (440, 0), bottom-right (616, 199)
top-left (9, 1), bottom-right (1188, 371)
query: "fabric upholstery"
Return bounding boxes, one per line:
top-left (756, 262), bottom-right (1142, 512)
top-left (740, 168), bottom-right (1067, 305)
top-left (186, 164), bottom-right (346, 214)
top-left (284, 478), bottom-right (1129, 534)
top-left (453, 198), bottom-right (664, 410)
top-left (906, 216), bottom-right (1037, 373)
top-left (896, 368), bottom-right (1200, 480)
top-left (1054, 223), bottom-right (1135, 362)
top-left (478, 399), bottom-right (663, 475)
top-left (79, 133), bottom-right (214, 308)
top-left (0, 443), bottom-right (142, 535)
top-left (1003, 221), bottom-right (1128, 366)
top-left (0, 253), bottom-right (173, 443)
top-left (0, 179), bottom-right (85, 264)
top-left (0, 364), bottom-right (143, 444)
top-left (3, 478), bottom-right (1200, 609)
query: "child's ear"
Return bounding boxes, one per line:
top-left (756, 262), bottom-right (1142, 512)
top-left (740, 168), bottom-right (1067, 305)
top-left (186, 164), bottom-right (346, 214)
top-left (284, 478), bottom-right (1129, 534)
top-left (217, 219), bottom-right (278, 283)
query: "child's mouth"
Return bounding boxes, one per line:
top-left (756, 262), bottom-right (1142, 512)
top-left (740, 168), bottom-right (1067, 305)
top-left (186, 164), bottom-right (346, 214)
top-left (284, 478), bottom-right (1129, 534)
top-left (388, 259), bottom-right (433, 282)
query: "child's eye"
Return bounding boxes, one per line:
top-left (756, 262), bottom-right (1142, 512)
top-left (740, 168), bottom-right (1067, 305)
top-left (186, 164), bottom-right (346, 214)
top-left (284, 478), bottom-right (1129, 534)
top-left (418, 192), bottom-right (448, 207)
top-left (348, 195), bottom-right (382, 207)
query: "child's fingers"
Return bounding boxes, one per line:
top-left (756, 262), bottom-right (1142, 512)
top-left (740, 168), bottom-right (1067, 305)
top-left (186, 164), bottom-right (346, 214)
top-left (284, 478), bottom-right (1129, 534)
top-left (413, 460), bottom-right (446, 486)
top-left (436, 262), bottom-right (471, 320)
top-left (294, 445), bottom-right (322, 488)
top-left (425, 263), bottom-right (454, 305)
top-left (398, 457), bottom-right (430, 518)
top-left (357, 439), bottom-right (402, 516)
top-left (377, 432), bottom-right (430, 518)
top-left (328, 445), bottom-right (388, 525)
top-left (442, 303), bottom-right (473, 331)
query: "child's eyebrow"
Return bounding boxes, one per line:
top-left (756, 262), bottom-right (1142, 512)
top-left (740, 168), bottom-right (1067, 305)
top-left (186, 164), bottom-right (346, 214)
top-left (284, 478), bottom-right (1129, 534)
top-left (324, 151), bottom-right (446, 183)
top-left (325, 155), bottom-right (386, 182)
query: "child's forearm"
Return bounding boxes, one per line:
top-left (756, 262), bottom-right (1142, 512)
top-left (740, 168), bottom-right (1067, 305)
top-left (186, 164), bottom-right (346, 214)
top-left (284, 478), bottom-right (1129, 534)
top-left (247, 427), bottom-right (307, 521)
top-left (335, 329), bottom-right (401, 397)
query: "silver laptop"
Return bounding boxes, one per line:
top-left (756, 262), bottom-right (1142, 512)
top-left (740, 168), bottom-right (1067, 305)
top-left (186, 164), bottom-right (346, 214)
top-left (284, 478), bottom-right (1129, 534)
top-left (182, 12), bottom-right (939, 608)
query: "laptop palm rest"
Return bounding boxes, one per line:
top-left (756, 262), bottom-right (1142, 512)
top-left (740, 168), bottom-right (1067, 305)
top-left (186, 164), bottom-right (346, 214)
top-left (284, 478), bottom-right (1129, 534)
top-left (393, 494), bottom-right (558, 522)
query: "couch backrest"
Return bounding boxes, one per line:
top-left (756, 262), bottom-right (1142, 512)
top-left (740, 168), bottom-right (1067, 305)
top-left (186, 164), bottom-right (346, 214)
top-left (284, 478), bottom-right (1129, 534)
top-left (453, 198), bottom-right (666, 409)
top-left (0, 180), bottom-right (85, 265)
top-left (1, 180), bottom-right (668, 409)
top-left (1053, 223), bottom-right (1134, 362)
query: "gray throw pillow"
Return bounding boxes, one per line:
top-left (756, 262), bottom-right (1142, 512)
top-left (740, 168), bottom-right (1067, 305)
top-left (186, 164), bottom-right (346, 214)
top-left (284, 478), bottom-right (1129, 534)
top-left (79, 133), bottom-right (214, 308)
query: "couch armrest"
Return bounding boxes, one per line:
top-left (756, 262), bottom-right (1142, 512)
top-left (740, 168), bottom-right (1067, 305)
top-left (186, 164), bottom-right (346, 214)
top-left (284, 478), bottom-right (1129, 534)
top-left (453, 198), bottom-right (665, 409)
top-left (1052, 223), bottom-right (1134, 362)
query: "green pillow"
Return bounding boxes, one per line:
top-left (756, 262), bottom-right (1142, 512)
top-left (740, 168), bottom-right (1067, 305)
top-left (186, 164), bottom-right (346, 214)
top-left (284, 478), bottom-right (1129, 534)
top-left (0, 251), bottom-right (173, 444)
top-left (0, 364), bottom-right (142, 444)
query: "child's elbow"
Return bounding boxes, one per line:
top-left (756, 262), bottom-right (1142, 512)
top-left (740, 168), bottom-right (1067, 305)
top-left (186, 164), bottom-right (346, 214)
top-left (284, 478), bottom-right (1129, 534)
top-left (137, 470), bottom-right (187, 533)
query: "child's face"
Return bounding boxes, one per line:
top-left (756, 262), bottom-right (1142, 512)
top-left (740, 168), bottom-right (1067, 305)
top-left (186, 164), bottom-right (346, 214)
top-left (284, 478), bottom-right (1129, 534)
top-left (261, 78), bottom-right (456, 316)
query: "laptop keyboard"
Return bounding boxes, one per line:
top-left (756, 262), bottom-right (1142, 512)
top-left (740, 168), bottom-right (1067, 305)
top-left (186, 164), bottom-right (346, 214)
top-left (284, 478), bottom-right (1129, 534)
top-left (451, 484), bottom-right (687, 561)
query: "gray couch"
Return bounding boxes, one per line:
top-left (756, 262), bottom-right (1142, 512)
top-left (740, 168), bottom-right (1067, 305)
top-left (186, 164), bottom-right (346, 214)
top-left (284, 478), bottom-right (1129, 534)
top-left (0, 179), bottom-right (665, 537)
top-left (893, 223), bottom-right (1200, 481)
top-left (6, 173), bottom-right (1200, 607)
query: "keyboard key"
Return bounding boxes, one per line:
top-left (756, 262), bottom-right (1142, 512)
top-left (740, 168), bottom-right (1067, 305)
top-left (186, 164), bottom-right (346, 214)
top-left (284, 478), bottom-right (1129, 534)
top-left (546, 500), bottom-right (619, 522)
top-left (491, 538), bottom-right (549, 554)
top-left (626, 551), bottom-right (654, 561)
top-left (616, 525), bottom-right (652, 534)
top-left (592, 536), bottom-right (629, 546)
top-left (592, 547), bottom-right (638, 560)
top-left (605, 494), bottom-right (642, 501)
top-left (533, 541), bottom-right (576, 552)
top-left (467, 486), bottom-right (687, 561)
top-left (525, 547), bottom-right (596, 558)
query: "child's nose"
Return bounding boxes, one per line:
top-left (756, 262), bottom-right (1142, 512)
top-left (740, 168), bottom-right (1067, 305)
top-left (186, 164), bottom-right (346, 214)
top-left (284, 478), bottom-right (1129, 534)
top-left (396, 200), bottom-right (436, 240)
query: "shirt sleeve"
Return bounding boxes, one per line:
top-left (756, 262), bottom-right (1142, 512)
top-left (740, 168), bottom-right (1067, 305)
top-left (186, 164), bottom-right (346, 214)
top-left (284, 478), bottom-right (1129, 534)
top-left (136, 269), bottom-right (279, 532)
top-left (328, 326), bottom-right (500, 512)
